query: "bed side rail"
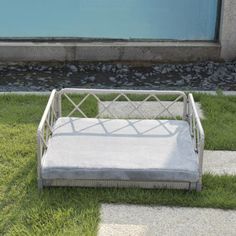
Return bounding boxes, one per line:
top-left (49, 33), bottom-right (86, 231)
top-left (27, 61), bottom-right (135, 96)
top-left (37, 89), bottom-right (58, 187)
top-left (187, 93), bottom-right (205, 176)
top-left (59, 88), bottom-right (188, 120)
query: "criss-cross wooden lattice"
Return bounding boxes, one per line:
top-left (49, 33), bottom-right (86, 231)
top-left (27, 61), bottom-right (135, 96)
top-left (62, 90), bottom-right (186, 120)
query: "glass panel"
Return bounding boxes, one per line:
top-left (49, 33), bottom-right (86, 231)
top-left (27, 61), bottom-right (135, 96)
top-left (0, 0), bottom-right (219, 40)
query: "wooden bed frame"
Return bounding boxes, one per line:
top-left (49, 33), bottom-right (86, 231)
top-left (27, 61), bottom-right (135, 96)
top-left (37, 89), bottom-right (204, 191)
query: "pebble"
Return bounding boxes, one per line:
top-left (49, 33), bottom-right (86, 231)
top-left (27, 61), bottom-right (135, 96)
top-left (153, 66), bottom-right (160, 72)
top-left (68, 65), bottom-right (78, 73)
top-left (186, 67), bottom-right (192, 72)
top-left (120, 68), bottom-right (129, 74)
top-left (105, 64), bottom-right (113, 72)
top-left (175, 80), bottom-right (185, 86)
top-left (88, 76), bottom-right (96, 82)
top-left (117, 74), bottom-right (126, 79)
top-left (109, 77), bottom-right (116, 82)
top-left (183, 75), bottom-right (192, 81)
top-left (116, 64), bottom-right (122, 69)
top-left (38, 77), bottom-right (47, 81)
top-left (66, 72), bottom-right (73, 77)
top-left (134, 72), bottom-right (142, 77)
top-left (161, 68), bottom-right (168, 74)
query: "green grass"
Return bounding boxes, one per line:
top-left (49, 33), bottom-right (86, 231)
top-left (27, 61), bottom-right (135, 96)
top-left (0, 94), bottom-right (236, 235)
top-left (195, 93), bottom-right (236, 150)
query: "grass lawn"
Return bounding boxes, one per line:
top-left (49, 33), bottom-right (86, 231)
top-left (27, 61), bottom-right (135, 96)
top-left (0, 93), bottom-right (236, 235)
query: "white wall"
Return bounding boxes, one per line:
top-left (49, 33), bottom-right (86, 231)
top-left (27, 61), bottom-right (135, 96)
top-left (220, 0), bottom-right (236, 60)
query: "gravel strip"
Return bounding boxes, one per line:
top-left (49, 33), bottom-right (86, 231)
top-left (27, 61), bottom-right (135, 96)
top-left (0, 61), bottom-right (236, 91)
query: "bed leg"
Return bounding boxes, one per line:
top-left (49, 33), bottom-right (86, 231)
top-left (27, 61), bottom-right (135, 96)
top-left (196, 182), bottom-right (202, 192)
top-left (38, 178), bottom-right (43, 191)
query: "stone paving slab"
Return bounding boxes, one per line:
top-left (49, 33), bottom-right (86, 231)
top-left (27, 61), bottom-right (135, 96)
top-left (99, 101), bottom-right (204, 119)
top-left (203, 151), bottom-right (236, 175)
top-left (98, 204), bottom-right (236, 236)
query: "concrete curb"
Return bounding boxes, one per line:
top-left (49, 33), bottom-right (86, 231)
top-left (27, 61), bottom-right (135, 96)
top-left (0, 91), bottom-right (51, 95)
top-left (0, 90), bottom-right (236, 96)
top-left (0, 41), bottom-right (220, 62)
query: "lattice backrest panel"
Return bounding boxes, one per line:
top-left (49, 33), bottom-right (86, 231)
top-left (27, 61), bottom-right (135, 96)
top-left (59, 89), bottom-right (187, 120)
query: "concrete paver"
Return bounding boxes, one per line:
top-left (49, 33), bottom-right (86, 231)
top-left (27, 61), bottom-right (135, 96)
top-left (204, 151), bottom-right (236, 175)
top-left (99, 204), bottom-right (236, 236)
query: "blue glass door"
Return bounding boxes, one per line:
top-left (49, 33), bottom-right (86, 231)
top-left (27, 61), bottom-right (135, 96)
top-left (0, 0), bottom-right (219, 40)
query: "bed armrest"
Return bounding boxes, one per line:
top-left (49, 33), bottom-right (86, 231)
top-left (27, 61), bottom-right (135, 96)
top-left (37, 89), bottom-right (58, 188)
top-left (187, 93), bottom-right (205, 177)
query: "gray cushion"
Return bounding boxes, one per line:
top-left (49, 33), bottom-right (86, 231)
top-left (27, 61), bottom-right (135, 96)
top-left (41, 118), bottom-right (199, 182)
